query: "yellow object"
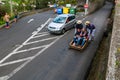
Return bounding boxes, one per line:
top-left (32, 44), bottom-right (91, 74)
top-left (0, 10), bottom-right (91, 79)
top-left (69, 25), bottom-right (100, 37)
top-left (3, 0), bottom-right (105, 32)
top-left (63, 7), bottom-right (69, 14)
top-left (118, 48), bottom-right (120, 52)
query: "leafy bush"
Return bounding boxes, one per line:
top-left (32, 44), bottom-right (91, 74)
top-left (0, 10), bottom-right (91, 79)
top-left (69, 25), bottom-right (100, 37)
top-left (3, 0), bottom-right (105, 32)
top-left (10, 15), bottom-right (14, 20)
top-left (36, 0), bottom-right (49, 9)
top-left (0, 3), bottom-right (11, 17)
top-left (0, 6), bottom-right (6, 18)
top-left (0, 18), bottom-right (5, 25)
top-left (0, 5), bottom-right (6, 25)
top-left (0, 3), bottom-right (11, 26)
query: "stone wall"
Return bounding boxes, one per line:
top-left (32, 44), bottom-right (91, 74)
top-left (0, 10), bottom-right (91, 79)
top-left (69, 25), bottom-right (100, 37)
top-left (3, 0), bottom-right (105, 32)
top-left (88, 0), bottom-right (105, 14)
top-left (106, 0), bottom-right (120, 80)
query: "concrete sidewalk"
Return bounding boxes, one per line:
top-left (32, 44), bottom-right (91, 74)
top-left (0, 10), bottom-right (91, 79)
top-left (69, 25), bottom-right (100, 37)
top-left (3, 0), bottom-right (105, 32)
top-left (106, 0), bottom-right (120, 80)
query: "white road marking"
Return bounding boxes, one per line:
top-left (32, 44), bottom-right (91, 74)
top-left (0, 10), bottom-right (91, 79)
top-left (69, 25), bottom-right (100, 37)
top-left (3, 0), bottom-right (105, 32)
top-left (37, 32), bottom-right (49, 35)
top-left (0, 18), bottom-right (51, 64)
top-left (41, 24), bottom-right (44, 27)
top-left (27, 19), bottom-right (34, 23)
top-left (25, 36), bottom-right (58, 45)
top-left (0, 16), bottom-right (69, 80)
top-left (13, 45), bottom-right (48, 54)
top-left (0, 14), bottom-right (89, 80)
top-left (37, 27), bottom-right (42, 31)
top-left (32, 31), bottom-right (37, 35)
top-left (45, 18), bottom-right (53, 28)
top-left (0, 76), bottom-right (9, 80)
top-left (6, 61), bottom-right (31, 80)
top-left (42, 18), bottom-right (52, 27)
top-left (0, 57), bottom-right (33, 67)
top-left (0, 18), bottom-right (59, 80)
top-left (0, 35), bottom-right (64, 80)
top-left (33, 33), bottom-right (49, 39)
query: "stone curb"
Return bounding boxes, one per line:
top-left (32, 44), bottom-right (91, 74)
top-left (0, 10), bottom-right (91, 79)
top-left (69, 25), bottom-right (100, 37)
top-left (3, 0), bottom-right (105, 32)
top-left (106, 1), bottom-right (120, 80)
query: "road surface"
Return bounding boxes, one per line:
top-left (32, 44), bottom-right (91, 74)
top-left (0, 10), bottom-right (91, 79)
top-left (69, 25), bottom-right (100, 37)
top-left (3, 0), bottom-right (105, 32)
top-left (0, 2), bottom-right (113, 80)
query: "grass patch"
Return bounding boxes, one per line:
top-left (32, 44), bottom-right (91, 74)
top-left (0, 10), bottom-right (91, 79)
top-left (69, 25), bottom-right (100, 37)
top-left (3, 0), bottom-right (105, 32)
top-left (0, 19), bottom-right (5, 26)
top-left (115, 47), bottom-right (120, 68)
top-left (115, 60), bottom-right (120, 68)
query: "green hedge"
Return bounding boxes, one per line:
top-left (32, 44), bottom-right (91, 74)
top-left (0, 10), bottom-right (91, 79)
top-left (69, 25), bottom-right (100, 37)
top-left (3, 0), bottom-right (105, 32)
top-left (0, 18), bottom-right (5, 26)
top-left (0, 6), bottom-right (6, 18)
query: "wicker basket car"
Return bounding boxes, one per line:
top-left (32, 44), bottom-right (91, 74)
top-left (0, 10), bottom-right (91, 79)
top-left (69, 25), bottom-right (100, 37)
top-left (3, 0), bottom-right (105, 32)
top-left (69, 39), bottom-right (89, 50)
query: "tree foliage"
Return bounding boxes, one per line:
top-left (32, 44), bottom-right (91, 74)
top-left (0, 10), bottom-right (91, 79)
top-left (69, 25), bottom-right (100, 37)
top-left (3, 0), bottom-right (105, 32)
top-left (0, 2), bottom-right (10, 18)
top-left (0, 6), bottom-right (5, 18)
top-left (36, 0), bottom-right (50, 9)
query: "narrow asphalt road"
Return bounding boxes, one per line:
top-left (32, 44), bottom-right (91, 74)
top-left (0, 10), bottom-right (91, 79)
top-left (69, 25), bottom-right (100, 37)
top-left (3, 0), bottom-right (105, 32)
top-left (0, 10), bottom-right (57, 61)
top-left (0, 2), bottom-right (113, 80)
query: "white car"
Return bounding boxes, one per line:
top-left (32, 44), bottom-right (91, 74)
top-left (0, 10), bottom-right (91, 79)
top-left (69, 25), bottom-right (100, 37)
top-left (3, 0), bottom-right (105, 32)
top-left (47, 14), bottom-right (76, 34)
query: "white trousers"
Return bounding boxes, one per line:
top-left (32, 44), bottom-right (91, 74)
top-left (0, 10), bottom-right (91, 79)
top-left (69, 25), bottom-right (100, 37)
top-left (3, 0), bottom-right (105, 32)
top-left (87, 29), bottom-right (96, 40)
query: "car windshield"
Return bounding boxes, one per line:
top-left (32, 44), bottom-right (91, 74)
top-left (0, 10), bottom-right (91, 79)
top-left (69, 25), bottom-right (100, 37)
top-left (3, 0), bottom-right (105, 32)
top-left (53, 16), bottom-right (67, 23)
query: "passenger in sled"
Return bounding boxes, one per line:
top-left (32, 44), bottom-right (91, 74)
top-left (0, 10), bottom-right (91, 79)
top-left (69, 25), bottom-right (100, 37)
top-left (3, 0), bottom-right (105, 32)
top-left (75, 20), bottom-right (83, 33)
top-left (72, 28), bottom-right (88, 48)
top-left (72, 20), bottom-right (83, 46)
top-left (79, 28), bottom-right (88, 47)
top-left (73, 28), bottom-right (81, 46)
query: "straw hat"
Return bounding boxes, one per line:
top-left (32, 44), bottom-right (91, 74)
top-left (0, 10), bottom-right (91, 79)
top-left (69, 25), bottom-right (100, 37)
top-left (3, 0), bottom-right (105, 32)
top-left (85, 21), bottom-right (90, 25)
top-left (77, 20), bottom-right (82, 24)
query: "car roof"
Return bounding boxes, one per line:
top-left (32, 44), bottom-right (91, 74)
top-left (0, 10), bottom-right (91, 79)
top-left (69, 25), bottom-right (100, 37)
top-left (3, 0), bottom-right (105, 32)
top-left (58, 14), bottom-right (75, 17)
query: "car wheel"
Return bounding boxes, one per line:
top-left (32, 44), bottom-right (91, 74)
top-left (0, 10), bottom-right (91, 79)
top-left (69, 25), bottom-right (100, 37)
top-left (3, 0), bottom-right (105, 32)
top-left (61, 29), bottom-right (65, 34)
